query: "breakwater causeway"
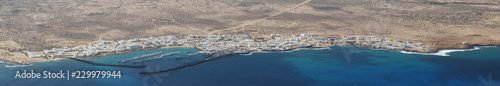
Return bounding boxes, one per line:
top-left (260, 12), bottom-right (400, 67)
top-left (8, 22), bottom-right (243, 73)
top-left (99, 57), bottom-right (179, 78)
top-left (139, 53), bottom-right (231, 74)
top-left (68, 58), bottom-right (146, 68)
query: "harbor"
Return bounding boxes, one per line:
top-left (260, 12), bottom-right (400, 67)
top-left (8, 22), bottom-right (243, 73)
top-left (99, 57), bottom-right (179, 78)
top-left (118, 51), bottom-right (163, 63)
top-left (175, 52), bottom-right (199, 60)
top-left (131, 52), bottom-right (181, 64)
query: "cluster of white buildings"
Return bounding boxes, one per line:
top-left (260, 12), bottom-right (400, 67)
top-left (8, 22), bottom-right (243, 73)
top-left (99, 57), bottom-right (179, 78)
top-left (24, 36), bottom-right (179, 58)
top-left (334, 35), bottom-right (430, 52)
top-left (23, 33), bottom-right (431, 58)
top-left (191, 33), bottom-right (324, 55)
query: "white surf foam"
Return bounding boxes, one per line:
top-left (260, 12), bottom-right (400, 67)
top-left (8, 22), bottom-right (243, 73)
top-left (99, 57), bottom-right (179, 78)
top-left (298, 47), bottom-right (332, 50)
top-left (478, 46), bottom-right (498, 48)
top-left (240, 52), bottom-right (253, 56)
top-left (258, 47), bottom-right (332, 53)
top-left (5, 64), bottom-right (33, 68)
top-left (401, 47), bottom-right (480, 56)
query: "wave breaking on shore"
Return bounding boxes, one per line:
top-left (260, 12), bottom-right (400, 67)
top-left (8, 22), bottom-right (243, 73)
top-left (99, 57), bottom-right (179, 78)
top-left (5, 64), bottom-right (33, 68)
top-left (400, 47), bottom-right (480, 56)
top-left (257, 47), bottom-right (332, 53)
top-left (241, 52), bottom-right (253, 56)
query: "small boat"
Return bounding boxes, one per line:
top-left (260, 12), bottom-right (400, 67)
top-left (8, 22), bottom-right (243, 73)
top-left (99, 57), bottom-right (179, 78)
top-left (164, 52), bottom-right (181, 56)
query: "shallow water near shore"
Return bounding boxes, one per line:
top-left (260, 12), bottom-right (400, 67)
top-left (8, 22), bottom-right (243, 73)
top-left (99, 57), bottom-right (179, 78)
top-left (1, 46), bottom-right (500, 86)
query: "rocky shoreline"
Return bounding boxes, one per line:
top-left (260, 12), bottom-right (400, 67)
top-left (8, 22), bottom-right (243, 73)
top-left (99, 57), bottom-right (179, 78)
top-left (2, 33), bottom-right (497, 65)
top-left (1, 44), bottom-right (497, 65)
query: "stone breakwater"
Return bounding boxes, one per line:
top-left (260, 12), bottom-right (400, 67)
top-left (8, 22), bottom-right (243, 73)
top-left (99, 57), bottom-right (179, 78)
top-left (12, 33), bottom-right (432, 64)
top-left (67, 58), bottom-right (146, 68)
top-left (139, 52), bottom-right (233, 74)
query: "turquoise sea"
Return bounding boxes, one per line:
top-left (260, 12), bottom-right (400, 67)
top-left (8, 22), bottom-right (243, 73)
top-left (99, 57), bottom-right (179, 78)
top-left (1, 46), bottom-right (499, 86)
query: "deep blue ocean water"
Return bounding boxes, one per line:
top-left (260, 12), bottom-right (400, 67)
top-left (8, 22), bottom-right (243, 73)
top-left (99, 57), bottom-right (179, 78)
top-left (1, 46), bottom-right (499, 86)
